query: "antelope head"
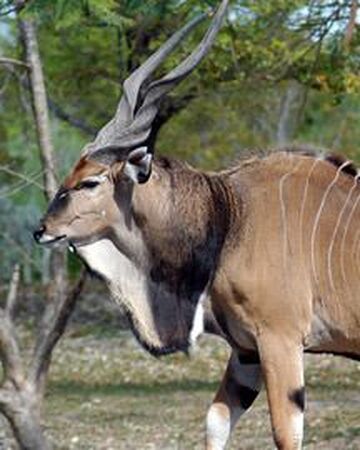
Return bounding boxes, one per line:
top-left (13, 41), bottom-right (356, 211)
top-left (34, 0), bottom-right (228, 249)
top-left (34, 1), bottom-right (228, 355)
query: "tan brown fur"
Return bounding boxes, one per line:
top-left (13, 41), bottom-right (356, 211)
top-left (36, 149), bottom-right (360, 450)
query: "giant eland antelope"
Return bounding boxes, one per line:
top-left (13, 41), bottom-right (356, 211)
top-left (34, 0), bottom-right (360, 448)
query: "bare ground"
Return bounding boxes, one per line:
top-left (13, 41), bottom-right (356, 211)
top-left (1, 330), bottom-right (359, 449)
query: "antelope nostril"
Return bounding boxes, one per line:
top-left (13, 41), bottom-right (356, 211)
top-left (33, 225), bottom-right (46, 243)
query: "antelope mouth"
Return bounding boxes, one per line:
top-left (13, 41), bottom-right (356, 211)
top-left (38, 234), bottom-right (68, 247)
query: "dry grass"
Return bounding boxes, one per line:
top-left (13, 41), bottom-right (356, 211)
top-left (1, 329), bottom-right (359, 449)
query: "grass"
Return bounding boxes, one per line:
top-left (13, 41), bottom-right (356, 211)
top-left (1, 330), bottom-right (359, 449)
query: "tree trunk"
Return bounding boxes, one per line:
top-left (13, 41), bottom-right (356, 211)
top-left (10, 414), bottom-right (49, 450)
top-left (276, 80), bottom-right (305, 145)
top-left (0, 12), bottom-right (78, 450)
top-left (2, 388), bottom-right (49, 450)
top-left (19, 12), bottom-right (67, 300)
top-left (344, 0), bottom-right (358, 50)
top-left (19, 18), bottom-right (57, 200)
top-left (1, 6), bottom-right (86, 450)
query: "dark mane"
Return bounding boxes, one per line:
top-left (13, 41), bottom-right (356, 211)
top-left (155, 155), bottom-right (189, 171)
top-left (158, 145), bottom-right (359, 184)
top-left (286, 146), bottom-right (359, 179)
top-left (324, 153), bottom-right (358, 177)
top-left (227, 144), bottom-right (359, 181)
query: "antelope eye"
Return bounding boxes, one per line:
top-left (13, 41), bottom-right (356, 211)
top-left (77, 180), bottom-right (100, 190)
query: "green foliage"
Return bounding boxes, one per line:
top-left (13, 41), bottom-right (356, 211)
top-left (0, 0), bottom-right (359, 283)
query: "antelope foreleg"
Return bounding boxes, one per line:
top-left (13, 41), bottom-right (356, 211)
top-left (206, 350), bottom-right (262, 450)
top-left (258, 333), bottom-right (305, 450)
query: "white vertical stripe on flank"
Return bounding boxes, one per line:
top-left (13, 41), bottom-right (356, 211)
top-left (278, 157), bottom-right (303, 272)
top-left (347, 198), bottom-right (360, 260)
top-left (310, 161), bottom-right (351, 285)
top-left (299, 159), bottom-right (320, 263)
top-left (327, 173), bottom-right (360, 291)
top-left (340, 178), bottom-right (360, 287)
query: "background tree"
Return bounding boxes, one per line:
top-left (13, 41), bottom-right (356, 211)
top-left (0, 0), bottom-right (358, 446)
top-left (0, 3), bottom-right (86, 448)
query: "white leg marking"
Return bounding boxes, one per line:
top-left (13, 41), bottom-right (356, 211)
top-left (206, 405), bottom-right (232, 450)
top-left (206, 355), bottom-right (262, 450)
top-left (292, 411), bottom-right (304, 449)
top-left (327, 174), bottom-right (360, 291)
top-left (190, 294), bottom-right (205, 345)
top-left (310, 161), bottom-right (351, 285)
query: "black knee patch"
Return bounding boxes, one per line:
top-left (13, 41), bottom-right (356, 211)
top-left (238, 352), bottom-right (260, 365)
top-left (239, 385), bottom-right (258, 410)
top-left (288, 387), bottom-right (305, 412)
top-left (227, 379), bottom-right (258, 410)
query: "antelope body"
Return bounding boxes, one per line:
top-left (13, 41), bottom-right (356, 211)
top-left (34, 1), bottom-right (360, 448)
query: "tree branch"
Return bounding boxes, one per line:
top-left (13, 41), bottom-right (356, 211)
top-left (0, 266), bottom-right (24, 391)
top-left (0, 312), bottom-right (23, 389)
top-left (1, 234), bottom-right (42, 274)
top-left (5, 264), bottom-right (20, 321)
top-left (0, 388), bottom-right (13, 408)
top-left (47, 98), bottom-right (97, 136)
top-left (0, 57), bottom-right (29, 69)
top-left (0, 166), bottom-right (44, 190)
top-left (28, 270), bottom-right (87, 388)
top-left (0, 0), bottom-right (29, 17)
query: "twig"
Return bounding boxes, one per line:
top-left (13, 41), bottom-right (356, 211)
top-left (0, 166), bottom-right (44, 190)
top-left (1, 234), bottom-right (42, 274)
top-left (28, 270), bottom-right (87, 387)
top-left (47, 98), bottom-right (97, 136)
top-left (0, 57), bottom-right (29, 69)
top-left (0, 389), bottom-right (13, 408)
top-left (0, 311), bottom-right (23, 389)
top-left (5, 264), bottom-right (20, 321)
top-left (0, 0), bottom-right (29, 16)
top-left (0, 71), bottom-right (11, 97)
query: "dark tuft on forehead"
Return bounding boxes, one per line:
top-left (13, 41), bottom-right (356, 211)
top-left (63, 157), bottom-right (107, 189)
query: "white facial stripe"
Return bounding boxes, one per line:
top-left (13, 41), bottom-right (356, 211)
top-left (59, 191), bottom-right (68, 200)
top-left (83, 174), bottom-right (107, 183)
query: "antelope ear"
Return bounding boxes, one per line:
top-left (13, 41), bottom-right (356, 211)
top-left (124, 147), bottom-right (153, 184)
